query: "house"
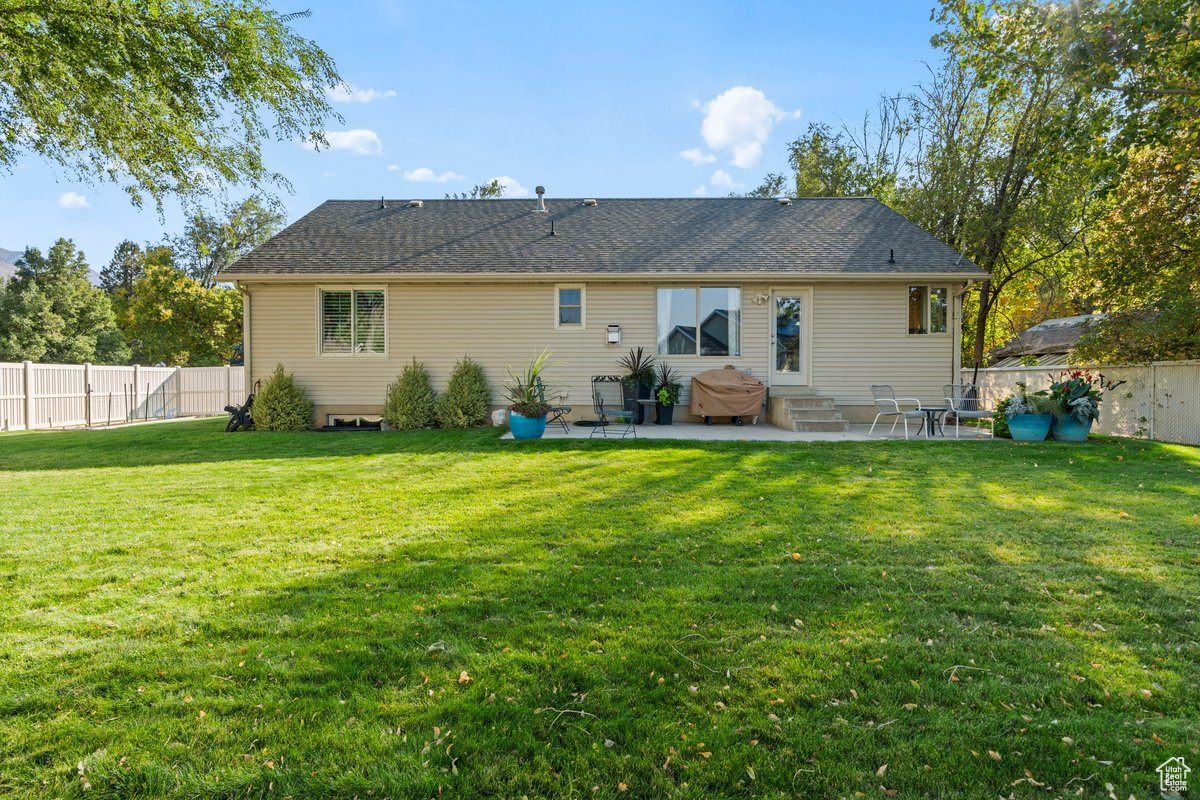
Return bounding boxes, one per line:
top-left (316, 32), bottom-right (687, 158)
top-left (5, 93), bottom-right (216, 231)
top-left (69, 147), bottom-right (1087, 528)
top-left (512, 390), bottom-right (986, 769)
top-left (221, 193), bottom-right (988, 428)
top-left (987, 314), bottom-right (1105, 368)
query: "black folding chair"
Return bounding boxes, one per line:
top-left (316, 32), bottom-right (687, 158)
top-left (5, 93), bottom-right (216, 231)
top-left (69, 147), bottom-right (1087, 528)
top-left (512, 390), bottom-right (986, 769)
top-left (590, 375), bottom-right (636, 439)
top-left (535, 376), bottom-right (571, 434)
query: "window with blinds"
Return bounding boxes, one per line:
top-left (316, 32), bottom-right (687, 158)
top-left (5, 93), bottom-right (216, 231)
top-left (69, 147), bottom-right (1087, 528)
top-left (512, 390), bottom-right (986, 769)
top-left (320, 289), bottom-right (385, 354)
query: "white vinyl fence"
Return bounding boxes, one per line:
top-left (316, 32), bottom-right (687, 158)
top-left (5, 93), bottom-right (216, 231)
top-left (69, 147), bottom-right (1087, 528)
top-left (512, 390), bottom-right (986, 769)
top-left (0, 361), bottom-right (245, 431)
top-left (964, 360), bottom-right (1200, 446)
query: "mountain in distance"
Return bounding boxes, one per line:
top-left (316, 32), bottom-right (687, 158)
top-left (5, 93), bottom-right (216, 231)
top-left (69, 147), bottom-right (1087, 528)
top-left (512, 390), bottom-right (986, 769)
top-left (0, 246), bottom-right (103, 285)
top-left (0, 247), bottom-right (19, 279)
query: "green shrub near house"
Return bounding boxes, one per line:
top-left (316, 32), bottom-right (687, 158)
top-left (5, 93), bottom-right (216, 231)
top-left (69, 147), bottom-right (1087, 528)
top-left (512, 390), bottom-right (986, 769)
top-left (384, 358), bottom-right (438, 430)
top-left (436, 355), bottom-right (491, 428)
top-left (253, 364), bottom-right (313, 431)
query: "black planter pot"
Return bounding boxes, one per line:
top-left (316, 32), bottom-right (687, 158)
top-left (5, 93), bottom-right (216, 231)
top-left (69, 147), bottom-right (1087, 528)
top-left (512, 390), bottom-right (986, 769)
top-left (622, 380), bottom-right (652, 424)
top-left (655, 402), bottom-right (674, 425)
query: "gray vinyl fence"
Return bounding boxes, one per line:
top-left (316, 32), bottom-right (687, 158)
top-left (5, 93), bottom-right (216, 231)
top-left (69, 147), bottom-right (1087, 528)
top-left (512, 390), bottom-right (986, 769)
top-left (0, 361), bottom-right (245, 431)
top-left (963, 360), bottom-right (1200, 446)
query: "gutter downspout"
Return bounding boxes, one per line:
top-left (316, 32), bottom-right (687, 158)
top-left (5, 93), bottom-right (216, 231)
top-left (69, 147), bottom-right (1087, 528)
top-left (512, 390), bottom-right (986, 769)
top-left (238, 282), bottom-right (252, 389)
top-left (953, 281), bottom-right (975, 385)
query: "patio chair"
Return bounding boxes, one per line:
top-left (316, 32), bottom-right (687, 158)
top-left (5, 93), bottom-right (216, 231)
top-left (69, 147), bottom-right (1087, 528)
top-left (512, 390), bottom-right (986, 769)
top-left (590, 375), bottom-right (636, 439)
top-left (944, 383), bottom-right (994, 438)
top-left (535, 376), bottom-right (571, 434)
top-left (867, 384), bottom-right (926, 439)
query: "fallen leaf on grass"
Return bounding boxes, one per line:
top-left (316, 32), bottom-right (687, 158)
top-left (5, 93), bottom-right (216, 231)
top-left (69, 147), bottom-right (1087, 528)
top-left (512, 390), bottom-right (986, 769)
top-left (988, 750), bottom-right (1002, 761)
top-left (617, 783), bottom-right (627, 792)
top-left (792, 553), bottom-right (801, 561)
top-left (458, 672), bottom-right (471, 685)
top-left (902, 703), bottom-right (918, 711)
top-left (876, 763), bottom-right (888, 777)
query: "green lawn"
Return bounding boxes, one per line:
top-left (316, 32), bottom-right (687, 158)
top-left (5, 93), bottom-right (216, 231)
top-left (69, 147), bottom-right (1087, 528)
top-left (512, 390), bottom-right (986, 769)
top-left (0, 421), bottom-right (1197, 799)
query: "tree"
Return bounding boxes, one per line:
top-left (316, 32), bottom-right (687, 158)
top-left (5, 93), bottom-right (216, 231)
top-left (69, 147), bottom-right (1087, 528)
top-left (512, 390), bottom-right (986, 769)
top-left (173, 196), bottom-right (286, 288)
top-left (124, 263), bottom-right (242, 365)
top-left (0, 2), bottom-right (342, 209)
top-left (0, 239), bottom-right (126, 363)
top-left (445, 179), bottom-right (505, 200)
top-left (99, 240), bottom-right (146, 297)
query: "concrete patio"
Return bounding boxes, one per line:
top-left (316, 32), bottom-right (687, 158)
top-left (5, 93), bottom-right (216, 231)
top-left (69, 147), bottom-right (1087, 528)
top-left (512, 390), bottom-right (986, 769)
top-left (502, 419), bottom-right (996, 442)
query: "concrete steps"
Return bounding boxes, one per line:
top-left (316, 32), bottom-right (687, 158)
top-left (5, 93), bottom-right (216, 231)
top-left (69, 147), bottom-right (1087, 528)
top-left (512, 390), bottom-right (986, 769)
top-left (768, 391), bottom-right (850, 433)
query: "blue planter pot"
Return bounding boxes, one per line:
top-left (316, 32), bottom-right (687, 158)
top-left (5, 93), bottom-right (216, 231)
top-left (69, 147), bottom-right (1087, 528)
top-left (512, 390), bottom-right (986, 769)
top-left (1050, 414), bottom-right (1092, 442)
top-left (1008, 413), bottom-right (1052, 441)
top-left (509, 410), bottom-right (547, 440)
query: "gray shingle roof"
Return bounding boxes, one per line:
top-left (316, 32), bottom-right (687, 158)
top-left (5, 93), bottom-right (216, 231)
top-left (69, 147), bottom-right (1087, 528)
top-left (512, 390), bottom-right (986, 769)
top-left (223, 197), bottom-right (987, 278)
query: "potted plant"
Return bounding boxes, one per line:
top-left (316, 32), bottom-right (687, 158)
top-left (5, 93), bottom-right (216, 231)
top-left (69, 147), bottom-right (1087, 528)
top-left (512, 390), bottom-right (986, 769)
top-left (503, 349), bottom-right (552, 440)
top-left (1047, 369), bottom-right (1121, 442)
top-left (617, 347), bottom-right (656, 424)
top-left (1003, 382), bottom-right (1056, 441)
top-left (653, 362), bottom-right (682, 425)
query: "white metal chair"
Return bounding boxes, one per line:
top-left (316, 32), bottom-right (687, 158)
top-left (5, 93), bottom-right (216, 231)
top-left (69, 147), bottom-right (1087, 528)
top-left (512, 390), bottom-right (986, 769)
top-left (868, 384), bottom-right (925, 439)
top-left (944, 384), bottom-right (994, 438)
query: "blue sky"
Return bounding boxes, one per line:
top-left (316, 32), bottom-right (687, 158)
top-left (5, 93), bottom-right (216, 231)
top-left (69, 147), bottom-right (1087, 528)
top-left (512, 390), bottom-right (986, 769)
top-left (0, 1), bottom-right (945, 270)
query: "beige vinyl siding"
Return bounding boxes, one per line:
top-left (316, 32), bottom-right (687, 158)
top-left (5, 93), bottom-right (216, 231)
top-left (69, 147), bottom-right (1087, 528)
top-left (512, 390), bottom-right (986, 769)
top-left (811, 283), bottom-right (959, 418)
top-left (244, 281), bottom-right (770, 423)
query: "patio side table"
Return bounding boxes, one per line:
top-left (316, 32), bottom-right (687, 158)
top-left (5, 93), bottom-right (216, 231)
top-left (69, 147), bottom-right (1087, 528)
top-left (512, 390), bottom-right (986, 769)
top-left (921, 407), bottom-right (948, 438)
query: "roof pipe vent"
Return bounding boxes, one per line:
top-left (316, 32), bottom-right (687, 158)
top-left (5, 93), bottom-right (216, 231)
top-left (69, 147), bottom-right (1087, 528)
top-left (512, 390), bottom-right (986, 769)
top-left (582, 198), bottom-right (598, 207)
top-left (534, 185), bottom-right (546, 212)
top-left (380, 196), bottom-right (387, 209)
top-left (407, 200), bottom-right (424, 209)
top-left (888, 248), bottom-right (896, 264)
top-left (777, 197), bottom-right (792, 206)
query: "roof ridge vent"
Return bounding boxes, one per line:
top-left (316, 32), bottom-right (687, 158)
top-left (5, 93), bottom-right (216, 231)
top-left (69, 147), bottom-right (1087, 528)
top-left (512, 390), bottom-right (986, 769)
top-left (407, 200), bottom-right (424, 209)
top-left (777, 197), bottom-right (792, 206)
top-left (534, 185), bottom-right (546, 212)
top-left (582, 198), bottom-right (598, 207)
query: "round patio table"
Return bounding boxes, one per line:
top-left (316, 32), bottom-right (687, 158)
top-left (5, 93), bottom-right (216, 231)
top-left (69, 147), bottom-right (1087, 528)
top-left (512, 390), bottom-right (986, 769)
top-left (921, 407), bottom-right (948, 438)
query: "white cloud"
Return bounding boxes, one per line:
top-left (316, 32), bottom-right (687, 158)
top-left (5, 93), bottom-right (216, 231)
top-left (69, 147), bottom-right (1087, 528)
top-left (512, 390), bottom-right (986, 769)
top-left (304, 129), bottom-right (383, 155)
top-left (387, 164), bottom-right (400, 171)
top-left (680, 148), bottom-right (717, 166)
top-left (709, 169), bottom-right (737, 190)
top-left (698, 86), bottom-right (800, 169)
top-left (692, 185), bottom-right (709, 197)
top-left (493, 176), bottom-right (530, 198)
top-left (403, 167), bottom-right (466, 184)
top-left (57, 191), bottom-right (89, 209)
top-left (326, 84), bottom-right (397, 104)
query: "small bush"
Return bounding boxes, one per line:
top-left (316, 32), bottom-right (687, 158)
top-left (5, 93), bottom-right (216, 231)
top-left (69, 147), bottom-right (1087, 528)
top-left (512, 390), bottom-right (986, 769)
top-left (992, 396), bottom-right (1013, 439)
top-left (384, 359), bottom-right (437, 430)
top-left (436, 355), bottom-right (491, 428)
top-left (253, 364), bottom-right (313, 431)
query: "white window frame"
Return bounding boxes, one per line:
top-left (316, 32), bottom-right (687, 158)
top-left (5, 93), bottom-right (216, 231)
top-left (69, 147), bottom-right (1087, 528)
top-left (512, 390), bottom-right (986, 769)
top-left (316, 286), bottom-right (389, 357)
top-left (554, 284), bottom-right (586, 330)
top-left (906, 285), bottom-right (950, 336)
top-left (655, 285), bottom-right (743, 357)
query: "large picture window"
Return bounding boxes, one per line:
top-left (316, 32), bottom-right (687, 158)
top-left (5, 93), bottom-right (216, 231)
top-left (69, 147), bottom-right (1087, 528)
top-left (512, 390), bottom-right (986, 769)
top-left (657, 287), bottom-right (741, 356)
top-left (320, 289), bottom-right (386, 354)
top-left (907, 285), bottom-right (948, 335)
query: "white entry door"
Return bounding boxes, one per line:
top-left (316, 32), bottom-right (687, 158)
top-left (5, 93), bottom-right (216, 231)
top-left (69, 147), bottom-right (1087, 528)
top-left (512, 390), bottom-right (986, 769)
top-left (769, 289), bottom-right (811, 386)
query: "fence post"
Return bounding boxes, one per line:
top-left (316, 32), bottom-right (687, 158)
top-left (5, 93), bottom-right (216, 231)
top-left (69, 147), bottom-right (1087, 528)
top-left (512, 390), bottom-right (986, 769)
top-left (174, 366), bottom-right (182, 418)
top-left (1149, 363), bottom-right (1156, 441)
top-left (22, 360), bottom-right (33, 431)
top-left (225, 364), bottom-right (232, 409)
top-left (132, 364), bottom-right (140, 421)
top-left (84, 362), bottom-right (92, 428)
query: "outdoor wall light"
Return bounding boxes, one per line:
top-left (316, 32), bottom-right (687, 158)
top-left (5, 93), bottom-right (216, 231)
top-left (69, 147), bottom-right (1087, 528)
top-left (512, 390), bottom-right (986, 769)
top-left (606, 324), bottom-right (621, 344)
